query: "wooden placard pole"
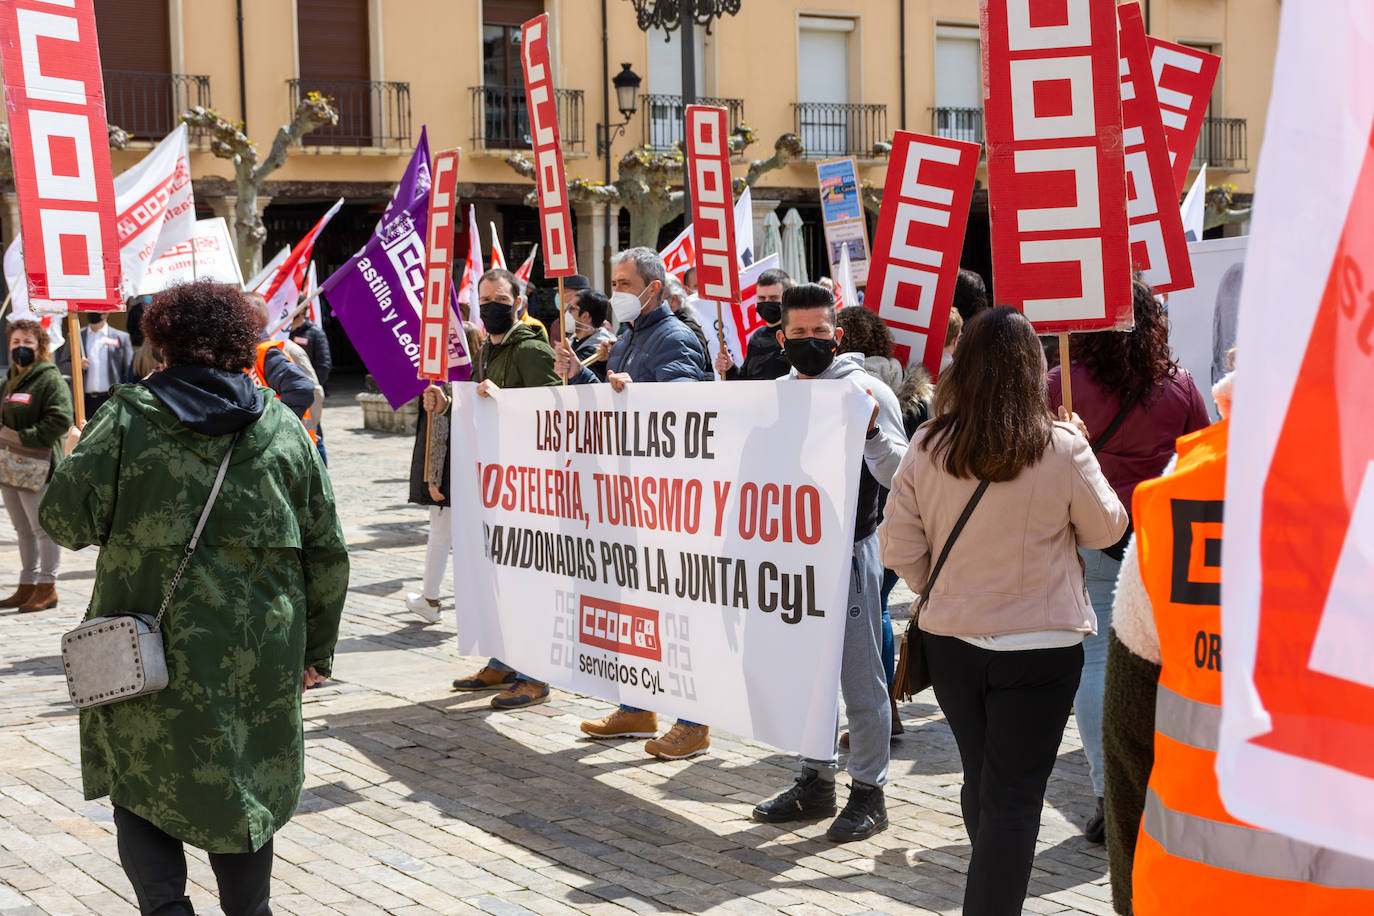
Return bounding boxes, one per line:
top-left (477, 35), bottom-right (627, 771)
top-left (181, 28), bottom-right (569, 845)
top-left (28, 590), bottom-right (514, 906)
top-left (557, 276), bottom-right (566, 386)
top-left (1058, 332), bottom-right (1073, 417)
top-left (68, 313), bottom-right (85, 427)
top-left (716, 302), bottom-right (727, 379)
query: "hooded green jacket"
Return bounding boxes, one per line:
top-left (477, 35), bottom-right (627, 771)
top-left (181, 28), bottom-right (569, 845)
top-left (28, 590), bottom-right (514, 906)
top-left (2, 360), bottom-right (74, 465)
top-left (39, 373), bottom-right (348, 854)
top-left (480, 320), bottom-right (560, 389)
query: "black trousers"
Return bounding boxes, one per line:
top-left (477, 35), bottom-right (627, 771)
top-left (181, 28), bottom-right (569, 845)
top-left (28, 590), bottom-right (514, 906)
top-left (1102, 629), bottom-right (1161, 916)
top-left (924, 633), bottom-right (1084, 916)
top-left (113, 806), bottom-right (273, 916)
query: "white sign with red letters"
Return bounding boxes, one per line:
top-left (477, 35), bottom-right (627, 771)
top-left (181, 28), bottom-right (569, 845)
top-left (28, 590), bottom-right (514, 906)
top-left (864, 131), bottom-right (980, 379)
top-left (1147, 36), bottom-right (1221, 194)
top-left (685, 105), bottom-right (742, 306)
top-left (419, 149), bottom-right (460, 381)
top-left (981, 0), bottom-right (1133, 333)
top-left (1118, 2), bottom-right (1193, 294)
top-left (0, 0), bottom-right (121, 306)
top-left (520, 14), bottom-right (576, 278)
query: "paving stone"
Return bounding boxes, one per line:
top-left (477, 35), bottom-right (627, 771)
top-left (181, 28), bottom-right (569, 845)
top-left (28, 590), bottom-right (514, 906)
top-left (0, 381), bottom-right (1111, 915)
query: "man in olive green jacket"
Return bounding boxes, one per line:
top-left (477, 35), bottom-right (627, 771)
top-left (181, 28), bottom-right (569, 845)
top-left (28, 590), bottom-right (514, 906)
top-left (421, 268), bottom-right (559, 708)
top-left (39, 372), bottom-right (348, 860)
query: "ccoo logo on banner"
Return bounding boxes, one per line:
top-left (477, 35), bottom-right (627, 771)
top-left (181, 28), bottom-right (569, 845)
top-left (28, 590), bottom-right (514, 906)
top-left (981, 0), bottom-right (1132, 332)
top-left (521, 14), bottom-right (577, 278)
top-left (0, 0), bottom-right (121, 305)
top-left (448, 381), bottom-right (873, 759)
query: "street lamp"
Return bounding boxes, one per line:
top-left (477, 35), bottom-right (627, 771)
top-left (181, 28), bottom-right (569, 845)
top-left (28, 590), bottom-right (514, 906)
top-left (597, 63), bottom-right (642, 157)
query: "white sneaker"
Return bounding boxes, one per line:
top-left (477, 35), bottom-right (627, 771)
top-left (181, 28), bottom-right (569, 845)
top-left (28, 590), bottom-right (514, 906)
top-left (405, 592), bottom-right (441, 623)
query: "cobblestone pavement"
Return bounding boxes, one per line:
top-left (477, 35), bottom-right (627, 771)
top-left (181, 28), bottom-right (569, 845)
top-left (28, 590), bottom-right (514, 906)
top-left (0, 379), bottom-right (1113, 915)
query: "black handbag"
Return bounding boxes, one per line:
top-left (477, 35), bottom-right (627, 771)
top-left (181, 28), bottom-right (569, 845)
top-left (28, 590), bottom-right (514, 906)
top-left (893, 479), bottom-right (990, 700)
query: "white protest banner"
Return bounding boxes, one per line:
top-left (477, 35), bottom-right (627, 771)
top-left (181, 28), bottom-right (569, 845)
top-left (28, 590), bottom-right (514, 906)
top-left (114, 123), bottom-right (195, 297)
top-left (1162, 236), bottom-right (1245, 420)
top-left (137, 218), bottom-right (243, 293)
top-left (1219, 0), bottom-right (1374, 861)
top-left (450, 380), bottom-right (871, 759)
top-left (701, 253), bottom-right (779, 370)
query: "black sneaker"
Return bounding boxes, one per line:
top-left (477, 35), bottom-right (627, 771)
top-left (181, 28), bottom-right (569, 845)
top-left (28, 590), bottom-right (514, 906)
top-left (752, 769), bottom-right (837, 823)
top-left (826, 782), bottom-right (888, 842)
top-left (1084, 796), bottom-right (1105, 844)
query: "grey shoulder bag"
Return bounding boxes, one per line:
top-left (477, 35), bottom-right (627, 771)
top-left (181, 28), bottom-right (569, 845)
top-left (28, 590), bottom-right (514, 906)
top-left (60, 433), bottom-right (239, 709)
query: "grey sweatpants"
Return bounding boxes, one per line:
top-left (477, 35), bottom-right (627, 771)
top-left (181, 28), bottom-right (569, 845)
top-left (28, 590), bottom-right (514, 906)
top-left (803, 532), bottom-right (891, 788)
top-left (2, 482), bottom-right (60, 584)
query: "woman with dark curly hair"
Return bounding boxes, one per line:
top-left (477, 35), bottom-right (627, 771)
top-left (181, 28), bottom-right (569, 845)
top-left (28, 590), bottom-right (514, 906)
top-left (39, 281), bottom-right (348, 915)
top-left (1047, 275), bottom-right (1209, 844)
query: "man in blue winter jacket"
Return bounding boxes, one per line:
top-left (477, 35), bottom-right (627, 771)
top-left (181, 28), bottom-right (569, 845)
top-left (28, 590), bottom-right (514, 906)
top-left (552, 246), bottom-right (711, 759)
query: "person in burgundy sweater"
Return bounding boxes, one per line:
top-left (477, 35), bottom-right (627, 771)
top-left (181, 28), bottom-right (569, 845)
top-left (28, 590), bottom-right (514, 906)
top-left (1047, 277), bottom-right (1210, 844)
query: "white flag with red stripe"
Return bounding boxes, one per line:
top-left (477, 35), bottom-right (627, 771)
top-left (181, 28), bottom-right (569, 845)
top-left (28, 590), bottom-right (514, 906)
top-left (262, 198), bottom-right (342, 339)
top-left (700, 253), bottom-right (779, 370)
top-left (490, 221), bottom-right (507, 271)
top-left (456, 205), bottom-right (484, 308)
top-left (1218, 0), bottom-right (1374, 860)
top-left (513, 245), bottom-right (537, 292)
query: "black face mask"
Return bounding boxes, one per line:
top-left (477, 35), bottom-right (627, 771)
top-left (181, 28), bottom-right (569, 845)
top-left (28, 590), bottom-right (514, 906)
top-left (756, 301), bottom-right (782, 326)
top-left (10, 346), bottom-right (36, 368)
top-left (783, 336), bottom-right (837, 377)
top-left (479, 302), bottom-right (516, 336)
top-left (85, 312), bottom-right (104, 324)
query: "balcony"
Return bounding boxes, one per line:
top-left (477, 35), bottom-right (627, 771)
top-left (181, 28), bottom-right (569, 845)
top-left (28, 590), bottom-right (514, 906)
top-left (640, 94), bottom-right (744, 152)
top-left (470, 85), bottom-right (585, 153)
top-left (287, 78), bottom-right (411, 149)
top-left (930, 107), bottom-right (984, 149)
top-left (794, 102), bottom-right (888, 159)
top-left (1193, 116), bottom-right (1247, 170)
top-left (104, 71), bottom-right (210, 141)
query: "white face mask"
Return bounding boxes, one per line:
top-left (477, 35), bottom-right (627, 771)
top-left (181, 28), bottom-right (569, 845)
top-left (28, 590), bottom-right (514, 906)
top-left (610, 287), bottom-right (649, 324)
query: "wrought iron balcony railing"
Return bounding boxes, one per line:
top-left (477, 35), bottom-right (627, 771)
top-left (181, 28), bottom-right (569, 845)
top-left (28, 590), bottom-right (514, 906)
top-left (640, 94), bottom-right (744, 151)
top-left (287, 78), bottom-right (411, 148)
top-left (103, 71), bottom-right (210, 141)
top-left (930, 106), bottom-right (984, 149)
top-left (1192, 116), bottom-right (1247, 170)
top-left (470, 85), bottom-right (585, 153)
top-left (794, 102), bottom-right (888, 159)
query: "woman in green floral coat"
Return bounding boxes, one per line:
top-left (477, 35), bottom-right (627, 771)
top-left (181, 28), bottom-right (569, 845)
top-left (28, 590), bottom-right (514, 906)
top-left (40, 282), bottom-right (349, 916)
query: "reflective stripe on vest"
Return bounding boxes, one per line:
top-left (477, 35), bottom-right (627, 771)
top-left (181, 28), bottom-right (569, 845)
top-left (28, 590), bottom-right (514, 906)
top-left (1143, 789), bottom-right (1374, 890)
top-left (1133, 419), bottom-right (1374, 910)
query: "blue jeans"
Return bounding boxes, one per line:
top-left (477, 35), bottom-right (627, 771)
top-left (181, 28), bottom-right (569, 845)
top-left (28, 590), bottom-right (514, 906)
top-left (880, 568), bottom-right (898, 685)
top-left (488, 658), bottom-right (539, 684)
top-left (618, 705), bottom-right (701, 728)
top-left (1076, 546), bottom-right (1122, 796)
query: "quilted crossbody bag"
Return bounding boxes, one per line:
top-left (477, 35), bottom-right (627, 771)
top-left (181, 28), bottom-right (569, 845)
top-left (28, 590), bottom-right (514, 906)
top-left (60, 433), bottom-right (238, 709)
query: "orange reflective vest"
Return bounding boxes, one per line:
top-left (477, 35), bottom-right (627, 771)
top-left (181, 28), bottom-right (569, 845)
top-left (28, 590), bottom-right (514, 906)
top-left (1132, 419), bottom-right (1374, 913)
top-left (252, 341), bottom-right (317, 444)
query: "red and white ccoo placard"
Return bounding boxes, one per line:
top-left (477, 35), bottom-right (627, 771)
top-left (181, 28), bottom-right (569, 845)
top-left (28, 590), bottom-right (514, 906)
top-left (981, 0), bottom-right (1132, 333)
top-left (1118, 2), bottom-right (1193, 294)
top-left (685, 106), bottom-right (741, 306)
top-left (0, 0), bottom-right (121, 307)
top-left (1147, 36), bottom-right (1220, 194)
top-left (864, 131), bottom-right (979, 379)
top-left (420, 149), bottom-right (461, 381)
top-left (520, 14), bottom-right (576, 278)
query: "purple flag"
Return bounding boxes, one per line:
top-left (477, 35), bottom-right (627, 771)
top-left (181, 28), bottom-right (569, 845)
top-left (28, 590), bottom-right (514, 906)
top-left (378, 125), bottom-right (431, 232)
top-left (324, 197), bottom-right (473, 408)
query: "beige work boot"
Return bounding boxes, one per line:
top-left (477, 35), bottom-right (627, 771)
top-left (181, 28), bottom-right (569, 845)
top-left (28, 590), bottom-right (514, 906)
top-left (644, 723), bottom-right (710, 760)
top-left (580, 708), bottom-right (658, 739)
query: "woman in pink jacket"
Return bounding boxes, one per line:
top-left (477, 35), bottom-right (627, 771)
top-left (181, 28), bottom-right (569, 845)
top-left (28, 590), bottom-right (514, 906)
top-left (880, 306), bottom-right (1127, 916)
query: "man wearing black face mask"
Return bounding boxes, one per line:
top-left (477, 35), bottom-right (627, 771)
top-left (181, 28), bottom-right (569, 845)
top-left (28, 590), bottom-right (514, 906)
top-left (751, 282), bottom-right (908, 843)
top-left (78, 310), bottom-right (133, 418)
top-left (569, 289), bottom-right (614, 382)
top-left (419, 268), bottom-right (559, 708)
top-left (714, 268), bottom-right (793, 380)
